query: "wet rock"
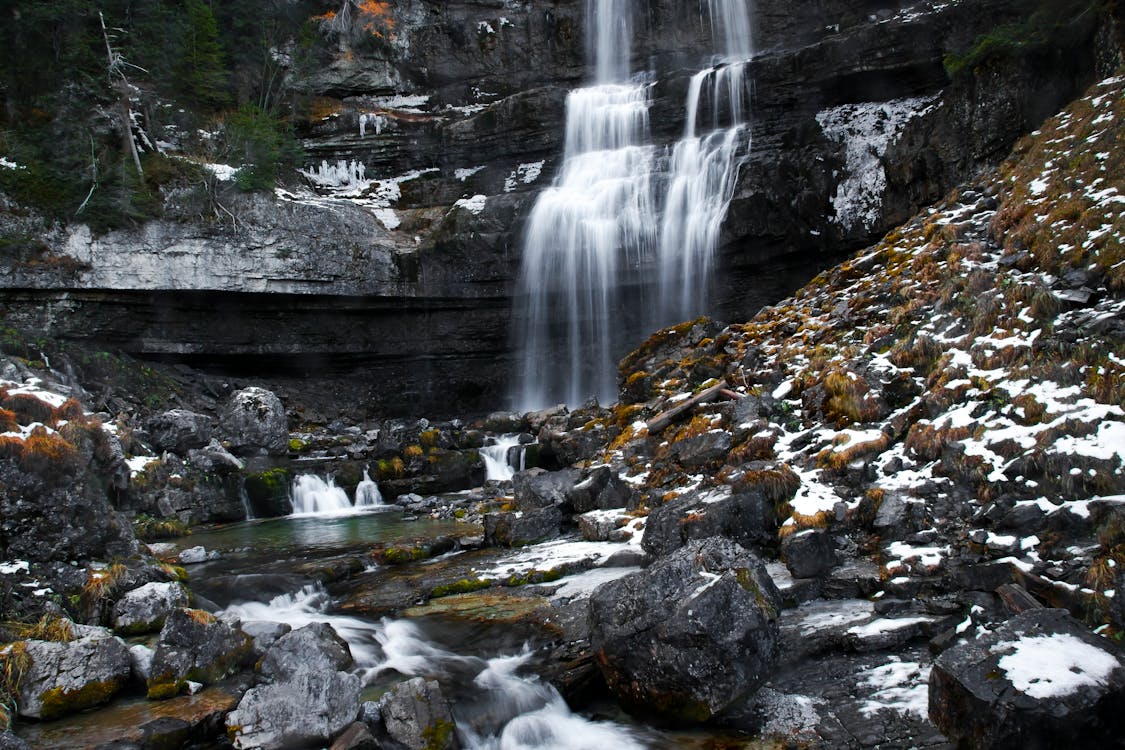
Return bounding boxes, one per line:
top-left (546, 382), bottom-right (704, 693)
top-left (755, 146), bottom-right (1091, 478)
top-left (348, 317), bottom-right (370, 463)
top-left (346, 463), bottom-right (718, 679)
top-left (483, 507), bottom-right (562, 547)
top-left (380, 677), bottom-right (458, 750)
top-left (241, 621), bottom-right (292, 656)
top-left (642, 488), bottom-right (777, 557)
top-left (512, 467), bottom-right (580, 510)
top-left (219, 387), bottom-right (288, 457)
top-left (540, 424), bottom-right (607, 466)
top-left (111, 581), bottom-right (191, 635)
top-left (128, 643), bottom-right (154, 683)
top-left (781, 529), bottom-right (838, 579)
top-left (147, 608), bottom-right (253, 699)
top-left (16, 629), bottom-right (132, 719)
top-left (329, 722), bottom-right (380, 750)
top-left (138, 716), bottom-right (191, 750)
top-left (567, 466), bottom-right (637, 513)
top-left (258, 622), bottom-right (353, 682)
top-left (578, 510), bottom-right (630, 542)
top-left (226, 669), bottom-right (362, 750)
top-left (0, 732), bottom-right (32, 750)
top-left (929, 608), bottom-right (1125, 748)
top-left (177, 546), bottom-right (214, 564)
top-left (146, 410), bottom-right (213, 455)
top-left (589, 538), bottom-right (781, 723)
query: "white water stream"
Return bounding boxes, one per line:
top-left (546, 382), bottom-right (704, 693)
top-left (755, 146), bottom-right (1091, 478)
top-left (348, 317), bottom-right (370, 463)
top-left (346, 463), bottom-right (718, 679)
top-left (223, 585), bottom-right (643, 748)
top-left (481, 434), bottom-right (526, 482)
top-left (514, 0), bottom-right (755, 409)
top-left (290, 472), bottom-right (385, 516)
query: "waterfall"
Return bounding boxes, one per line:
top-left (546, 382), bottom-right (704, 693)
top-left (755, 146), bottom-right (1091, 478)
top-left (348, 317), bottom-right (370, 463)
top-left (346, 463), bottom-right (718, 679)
top-left (481, 434), bottom-right (525, 482)
top-left (513, 0), bottom-right (754, 410)
top-left (290, 475), bottom-right (353, 515)
top-left (355, 468), bottom-right (384, 507)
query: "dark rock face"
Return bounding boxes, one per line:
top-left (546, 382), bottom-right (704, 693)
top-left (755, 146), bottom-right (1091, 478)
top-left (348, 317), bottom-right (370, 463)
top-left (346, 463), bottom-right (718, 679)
top-left (641, 489), bottom-right (778, 557)
top-left (483, 507), bottom-right (562, 547)
top-left (146, 609), bottom-right (253, 699)
top-left (781, 529), bottom-right (838, 579)
top-left (146, 410), bottom-right (213, 454)
top-left (379, 677), bottom-right (458, 750)
top-left (512, 467), bottom-right (580, 510)
top-left (588, 538), bottom-right (781, 723)
top-left (929, 609), bottom-right (1125, 749)
top-left (567, 466), bottom-right (638, 513)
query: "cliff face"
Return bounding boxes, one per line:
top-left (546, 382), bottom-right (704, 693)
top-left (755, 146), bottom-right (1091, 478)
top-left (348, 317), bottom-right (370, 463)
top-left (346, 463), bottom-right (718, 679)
top-left (0, 0), bottom-right (1114, 416)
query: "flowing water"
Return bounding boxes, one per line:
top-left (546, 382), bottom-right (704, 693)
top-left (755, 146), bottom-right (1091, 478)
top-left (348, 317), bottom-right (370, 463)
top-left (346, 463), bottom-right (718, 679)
top-left (291, 473), bottom-right (385, 516)
top-left (481, 434), bottom-right (526, 482)
top-left (514, 0), bottom-right (755, 410)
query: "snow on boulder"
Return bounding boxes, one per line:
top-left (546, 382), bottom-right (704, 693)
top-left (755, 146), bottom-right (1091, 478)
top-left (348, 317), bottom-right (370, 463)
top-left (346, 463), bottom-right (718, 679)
top-left (929, 608), bottom-right (1125, 748)
top-left (111, 581), bottom-right (191, 635)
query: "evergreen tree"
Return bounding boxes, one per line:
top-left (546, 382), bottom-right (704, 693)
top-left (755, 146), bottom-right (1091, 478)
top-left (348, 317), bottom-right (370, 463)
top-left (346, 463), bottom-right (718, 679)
top-left (176, 0), bottom-right (229, 110)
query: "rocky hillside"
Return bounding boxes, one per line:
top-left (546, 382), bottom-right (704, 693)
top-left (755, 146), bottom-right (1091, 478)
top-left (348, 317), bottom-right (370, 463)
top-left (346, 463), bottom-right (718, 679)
top-left (1, 0), bottom-right (1115, 416)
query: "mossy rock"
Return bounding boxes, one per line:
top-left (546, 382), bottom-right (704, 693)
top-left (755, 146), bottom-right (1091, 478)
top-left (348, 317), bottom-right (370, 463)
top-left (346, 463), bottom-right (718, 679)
top-left (38, 677), bottom-right (124, 720)
top-left (243, 468), bottom-right (291, 517)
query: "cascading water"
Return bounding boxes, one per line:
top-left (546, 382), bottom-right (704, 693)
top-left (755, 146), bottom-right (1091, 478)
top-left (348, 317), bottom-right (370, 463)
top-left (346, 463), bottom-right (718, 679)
top-left (514, 0), bottom-right (754, 410)
top-left (481, 434), bottom-right (525, 482)
top-left (290, 473), bottom-right (386, 516)
top-left (355, 468), bottom-right (384, 507)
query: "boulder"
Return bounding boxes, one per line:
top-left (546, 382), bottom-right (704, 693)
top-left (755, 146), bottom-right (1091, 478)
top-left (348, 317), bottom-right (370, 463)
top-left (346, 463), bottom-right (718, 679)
top-left (330, 722), bottom-right (380, 750)
top-left (578, 510), bottom-right (632, 542)
top-left (258, 622), bottom-right (353, 682)
top-left (241, 620), bottom-right (292, 656)
top-left (483, 507), bottom-right (562, 547)
top-left (219, 387), bottom-right (288, 457)
top-left (185, 439), bottom-right (245, 475)
top-left (641, 489), bottom-right (777, 557)
top-left (567, 467), bottom-right (637, 513)
top-left (512, 468), bottom-right (579, 510)
top-left (111, 581), bottom-right (191, 635)
top-left (589, 538), bottom-right (782, 722)
top-left (147, 608), bottom-right (253, 699)
top-left (16, 629), bottom-right (132, 719)
top-left (146, 410), bottom-right (213, 455)
top-left (380, 677), bottom-right (458, 750)
top-left (226, 669), bottom-right (362, 750)
top-left (669, 430), bottom-right (732, 469)
top-left (128, 644), bottom-right (154, 683)
top-left (929, 608), bottom-right (1125, 749)
top-left (781, 529), bottom-right (838, 579)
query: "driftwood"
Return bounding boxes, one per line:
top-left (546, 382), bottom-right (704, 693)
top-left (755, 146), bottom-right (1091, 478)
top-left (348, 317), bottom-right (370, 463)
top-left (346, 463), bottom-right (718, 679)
top-left (996, 583), bottom-right (1044, 615)
top-left (646, 380), bottom-right (729, 433)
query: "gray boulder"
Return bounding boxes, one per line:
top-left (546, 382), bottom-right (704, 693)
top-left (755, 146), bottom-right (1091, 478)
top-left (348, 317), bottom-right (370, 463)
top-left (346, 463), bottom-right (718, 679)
top-left (589, 538), bottom-right (781, 723)
top-left (512, 468), bottom-right (579, 510)
top-left (219, 387), bottom-right (288, 457)
top-left (226, 669), bottom-right (362, 750)
top-left (111, 581), bottom-right (191, 635)
top-left (186, 439), bottom-right (245, 475)
top-left (16, 629), bottom-right (131, 719)
top-left (146, 410), bottom-right (213, 454)
top-left (128, 643), bottom-right (154, 683)
top-left (0, 732), bottom-right (32, 750)
top-left (241, 620), bottom-right (292, 656)
top-left (147, 608), bottom-right (253, 699)
top-left (781, 529), bottom-right (838, 578)
top-left (929, 608), bottom-right (1125, 749)
top-left (641, 488), bottom-right (777, 557)
top-left (483, 507), bottom-right (562, 547)
top-left (259, 622), bottom-right (353, 681)
top-left (380, 677), bottom-right (458, 750)
top-left (330, 722), bottom-right (380, 750)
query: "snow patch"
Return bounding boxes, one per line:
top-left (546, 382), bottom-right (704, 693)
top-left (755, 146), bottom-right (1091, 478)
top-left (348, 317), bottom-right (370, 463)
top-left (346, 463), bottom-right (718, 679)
top-left (998, 632), bottom-right (1121, 699)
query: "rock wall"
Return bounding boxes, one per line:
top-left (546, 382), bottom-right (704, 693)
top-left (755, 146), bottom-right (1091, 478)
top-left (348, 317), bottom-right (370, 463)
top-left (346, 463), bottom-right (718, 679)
top-left (0, 0), bottom-right (1113, 416)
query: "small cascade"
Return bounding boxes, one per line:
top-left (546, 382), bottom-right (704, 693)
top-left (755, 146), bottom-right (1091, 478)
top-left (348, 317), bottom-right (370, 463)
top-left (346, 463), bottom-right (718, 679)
top-left (354, 468), bottom-right (384, 508)
top-left (239, 483), bottom-right (255, 520)
top-left (481, 434), bottom-right (525, 482)
top-left (290, 474), bottom-right (354, 515)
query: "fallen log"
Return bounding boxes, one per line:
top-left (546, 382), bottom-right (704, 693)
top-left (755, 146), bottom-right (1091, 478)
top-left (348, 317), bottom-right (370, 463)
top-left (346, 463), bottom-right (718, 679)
top-left (646, 380), bottom-right (728, 433)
